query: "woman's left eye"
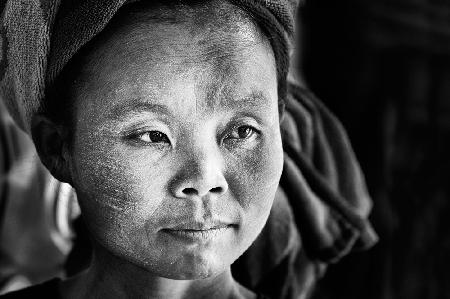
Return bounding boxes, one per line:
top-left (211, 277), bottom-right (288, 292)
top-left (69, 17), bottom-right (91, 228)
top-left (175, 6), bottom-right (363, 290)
top-left (227, 125), bottom-right (258, 140)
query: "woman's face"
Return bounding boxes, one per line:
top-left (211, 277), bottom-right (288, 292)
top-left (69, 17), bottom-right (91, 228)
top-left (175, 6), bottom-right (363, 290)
top-left (66, 4), bottom-right (283, 280)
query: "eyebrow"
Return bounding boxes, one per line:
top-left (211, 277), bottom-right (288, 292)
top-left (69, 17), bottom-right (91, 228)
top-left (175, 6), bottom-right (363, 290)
top-left (226, 91), bottom-right (271, 109)
top-left (203, 90), bottom-right (271, 112)
top-left (107, 91), bottom-right (271, 120)
top-left (108, 100), bottom-right (174, 121)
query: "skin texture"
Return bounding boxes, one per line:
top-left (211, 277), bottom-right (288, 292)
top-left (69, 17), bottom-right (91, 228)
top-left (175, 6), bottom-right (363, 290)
top-left (35, 1), bottom-right (283, 298)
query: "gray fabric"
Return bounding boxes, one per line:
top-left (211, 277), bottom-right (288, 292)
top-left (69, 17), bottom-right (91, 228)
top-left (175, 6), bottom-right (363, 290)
top-left (0, 101), bottom-right (77, 292)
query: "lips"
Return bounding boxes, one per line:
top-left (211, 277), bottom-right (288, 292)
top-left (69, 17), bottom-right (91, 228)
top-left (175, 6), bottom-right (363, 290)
top-left (166, 222), bottom-right (234, 231)
top-left (161, 222), bottom-right (235, 241)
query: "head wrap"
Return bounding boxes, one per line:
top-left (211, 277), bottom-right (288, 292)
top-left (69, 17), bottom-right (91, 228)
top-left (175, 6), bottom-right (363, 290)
top-left (0, 0), bottom-right (299, 133)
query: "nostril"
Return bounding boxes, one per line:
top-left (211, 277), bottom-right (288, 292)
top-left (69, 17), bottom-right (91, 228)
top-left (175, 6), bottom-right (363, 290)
top-left (182, 188), bottom-right (198, 196)
top-left (210, 187), bottom-right (223, 194)
top-left (181, 186), bottom-right (224, 197)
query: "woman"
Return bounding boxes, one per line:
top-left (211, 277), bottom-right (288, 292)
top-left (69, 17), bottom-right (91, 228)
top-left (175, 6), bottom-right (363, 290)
top-left (0, 0), bottom-right (377, 298)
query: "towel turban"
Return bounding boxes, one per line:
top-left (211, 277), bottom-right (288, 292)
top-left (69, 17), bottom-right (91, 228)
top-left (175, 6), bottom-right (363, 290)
top-left (0, 0), bottom-right (299, 133)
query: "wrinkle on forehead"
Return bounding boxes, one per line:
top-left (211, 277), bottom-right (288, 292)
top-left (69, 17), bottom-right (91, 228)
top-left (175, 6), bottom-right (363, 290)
top-left (70, 0), bottom-right (277, 121)
top-left (76, 0), bottom-right (270, 76)
top-left (85, 21), bottom-right (267, 70)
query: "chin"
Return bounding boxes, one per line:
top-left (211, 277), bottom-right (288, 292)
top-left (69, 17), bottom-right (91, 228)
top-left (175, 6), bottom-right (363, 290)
top-left (160, 252), bottom-right (229, 280)
top-left (96, 232), bottom-right (235, 281)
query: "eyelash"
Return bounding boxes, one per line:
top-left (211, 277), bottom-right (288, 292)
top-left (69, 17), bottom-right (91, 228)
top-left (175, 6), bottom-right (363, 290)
top-left (126, 125), bottom-right (260, 147)
top-left (126, 131), bottom-right (171, 147)
top-left (224, 125), bottom-right (259, 143)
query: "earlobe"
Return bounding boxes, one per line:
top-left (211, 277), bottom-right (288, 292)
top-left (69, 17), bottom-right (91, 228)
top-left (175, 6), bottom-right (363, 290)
top-left (31, 114), bottom-right (73, 185)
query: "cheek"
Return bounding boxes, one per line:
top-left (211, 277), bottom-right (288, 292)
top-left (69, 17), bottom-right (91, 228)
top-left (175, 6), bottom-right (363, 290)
top-left (221, 127), bottom-right (283, 257)
top-left (228, 129), bottom-right (283, 218)
top-left (70, 134), bottom-right (169, 241)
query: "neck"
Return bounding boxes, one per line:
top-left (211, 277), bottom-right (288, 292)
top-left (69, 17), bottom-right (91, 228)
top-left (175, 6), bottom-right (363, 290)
top-left (62, 246), bottom-right (252, 299)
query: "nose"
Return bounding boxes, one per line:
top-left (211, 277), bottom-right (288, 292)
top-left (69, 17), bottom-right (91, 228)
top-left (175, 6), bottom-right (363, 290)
top-left (170, 145), bottom-right (229, 199)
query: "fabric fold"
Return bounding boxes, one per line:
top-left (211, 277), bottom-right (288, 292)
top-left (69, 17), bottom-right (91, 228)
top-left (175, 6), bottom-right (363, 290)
top-left (280, 83), bottom-right (378, 263)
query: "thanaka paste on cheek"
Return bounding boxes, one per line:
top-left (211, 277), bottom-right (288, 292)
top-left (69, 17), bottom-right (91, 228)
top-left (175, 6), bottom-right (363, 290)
top-left (66, 1), bottom-right (283, 282)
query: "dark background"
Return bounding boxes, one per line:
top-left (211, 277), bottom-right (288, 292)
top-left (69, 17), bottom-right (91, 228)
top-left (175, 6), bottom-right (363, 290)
top-left (298, 0), bottom-right (450, 298)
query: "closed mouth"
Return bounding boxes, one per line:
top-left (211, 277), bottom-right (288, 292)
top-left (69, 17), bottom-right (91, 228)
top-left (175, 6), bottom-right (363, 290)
top-left (162, 224), bottom-right (235, 240)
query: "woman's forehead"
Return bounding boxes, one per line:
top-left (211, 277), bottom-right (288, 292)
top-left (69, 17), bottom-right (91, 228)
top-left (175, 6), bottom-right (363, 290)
top-left (71, 2), bottom-right (277, 117)
top-left (87, 23), bottom-right (265, 71)
top-left (82, 1), bottom-right (268, 69)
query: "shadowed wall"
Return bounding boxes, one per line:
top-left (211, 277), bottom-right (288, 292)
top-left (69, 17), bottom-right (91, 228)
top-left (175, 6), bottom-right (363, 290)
top-left (299, 1), bottom-right (450, 299)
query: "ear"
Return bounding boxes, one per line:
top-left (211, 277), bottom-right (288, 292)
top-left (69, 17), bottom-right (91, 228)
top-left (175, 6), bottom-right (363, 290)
top-left (31, 114), bottom-right (73, 185)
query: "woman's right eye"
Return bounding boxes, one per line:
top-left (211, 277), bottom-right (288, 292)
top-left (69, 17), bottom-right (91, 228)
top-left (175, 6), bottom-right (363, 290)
top-left (128, 131), bottom-right (171, 145)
